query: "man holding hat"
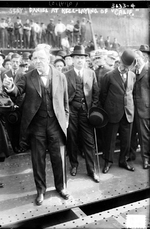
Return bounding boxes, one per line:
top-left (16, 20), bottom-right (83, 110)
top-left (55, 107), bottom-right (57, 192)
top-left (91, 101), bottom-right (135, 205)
top-left (65, 45), bottom-right (100, 182)
top-left (130, 46), bottom-right (150, 169)
top-left (101, 49), bottom-right (136, 173)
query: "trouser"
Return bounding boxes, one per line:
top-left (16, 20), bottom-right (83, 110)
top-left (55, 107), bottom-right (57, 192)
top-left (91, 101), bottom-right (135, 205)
top-left (29, 115), bottom-right (65, 194)
top-left (67, 103), bottom-right (96, 175)
top-left (135, 112), bottom-right (150, 160)
top-left (103, 113), bottom-right (133, 164)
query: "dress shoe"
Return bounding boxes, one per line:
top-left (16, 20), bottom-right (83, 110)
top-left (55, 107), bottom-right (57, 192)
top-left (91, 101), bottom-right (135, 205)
top-left (119, 162), bottom-right (135, 172)
top-left (70, 167), bottom-right (77, 176)
top-left (103, 162), bottom-right (112, 174)
top-left (58, 189), bottom-right (70, 200)
top-left (0, 183), bottom-right (4, 188)
top-left (35, 193), bottom-right (44, 206)
top-left (88, 173), bottom-right (100, 183)
top-left (143, 158), bottom-right (150, 169)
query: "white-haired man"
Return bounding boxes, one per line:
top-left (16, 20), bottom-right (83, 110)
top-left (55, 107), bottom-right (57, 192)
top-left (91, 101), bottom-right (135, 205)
top-left (3, 45), bottom-right (70, 205)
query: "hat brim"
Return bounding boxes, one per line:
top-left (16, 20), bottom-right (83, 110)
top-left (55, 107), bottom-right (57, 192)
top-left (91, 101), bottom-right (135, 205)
top-left (140, 49), bottom-right (150, 53)
top-left (70, 53), bottom-right (88, 57)
top-left (88, 107), bottom-right (108, 128)
top-left (0, 53), bottom-right (5, 59)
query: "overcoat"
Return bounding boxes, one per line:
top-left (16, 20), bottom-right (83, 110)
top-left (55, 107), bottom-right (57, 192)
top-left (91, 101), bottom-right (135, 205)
top-left (10, 65), bottom-right (69, 140)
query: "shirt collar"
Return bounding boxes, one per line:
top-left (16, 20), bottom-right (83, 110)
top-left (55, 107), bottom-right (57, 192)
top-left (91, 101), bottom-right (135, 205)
top-left (137, 63), bottom-right (145, 74)
top-left (37, 67), bottom-right (49, 76)
top-left (74, 67), bottom-right (83, 76)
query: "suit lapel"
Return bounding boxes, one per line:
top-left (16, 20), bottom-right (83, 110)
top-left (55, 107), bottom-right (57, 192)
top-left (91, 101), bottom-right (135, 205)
top-left (69, 69), bottom-right (76, 90)
top-left (136, 65), bottom-right (148, 81)
top-left (113, 68), bottom-right (125, 91)
top-left (31, 70), bottom-right (42, 97)
top-left (51, 66), bottom-right (59, 97)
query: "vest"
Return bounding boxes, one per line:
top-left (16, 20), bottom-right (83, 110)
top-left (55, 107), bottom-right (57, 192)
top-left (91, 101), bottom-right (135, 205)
top-left (36, 77), bottom-right (55, 118)
top-left (73, 74), bottom-right (85, 102)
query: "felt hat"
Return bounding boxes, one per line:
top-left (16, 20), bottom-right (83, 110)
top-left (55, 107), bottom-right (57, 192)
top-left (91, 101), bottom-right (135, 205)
top-left (22, 52), bottom-right (32, 60)
top-left (88, 107), bottom-right (108, 128)
top-left (120, 49), bottom-right (135, 66)
top-left (54, 58), bottom-right (66, 66)
top-left (70, 45), bottom-right (88, 57)
top-left (139, 44), bottom-right (150, 53)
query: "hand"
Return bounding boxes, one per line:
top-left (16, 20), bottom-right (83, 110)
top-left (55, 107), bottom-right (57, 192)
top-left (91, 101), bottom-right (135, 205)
top-left (3, 75), bottom-right (14, 90)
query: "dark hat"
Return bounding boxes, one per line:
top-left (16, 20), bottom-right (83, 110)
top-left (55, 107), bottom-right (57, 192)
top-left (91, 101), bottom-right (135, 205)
top-left (0, 52), bottom-right (5, 59)
top-left (64, 53), bottom-right (71, 59)
top-left (121, 49), bottom-right (135, 66)
top-left (22, 52), bottom-right (31, 60)
top-left (54, 58), bottom-right (66, 66)
top-left (11, 53), bottom-right (21, 59)
top-left (139, 44), bottom-right (150, 53)
top-left (20, 63), bottom-right (28, 67)
top-left (88, 107), bottom-right (108, 128)
top-left (70, 45), bottom-right (88, 57)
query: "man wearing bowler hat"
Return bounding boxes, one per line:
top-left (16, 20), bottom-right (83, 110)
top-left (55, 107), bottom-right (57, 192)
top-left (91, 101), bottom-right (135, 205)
top-left (65, 45), bottom-right (100, 182)
top-left (101, 49), bottom-right (136, 173)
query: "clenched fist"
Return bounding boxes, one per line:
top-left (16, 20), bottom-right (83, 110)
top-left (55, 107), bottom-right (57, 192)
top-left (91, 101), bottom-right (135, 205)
top-left (3, 74), bottom-right (14, 90)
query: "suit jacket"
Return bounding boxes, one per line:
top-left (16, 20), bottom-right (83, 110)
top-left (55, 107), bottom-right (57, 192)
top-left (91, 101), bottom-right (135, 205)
top-left (65, 68), bottom-right (99, 111)
top-left (95, 65), bottom-right (112, 91)
top-left (133, 64), bottom-right (150, 119)
top-left (9, 66), bottom-right (69, 139)
top-left (101, 68), bottom-right (135, 123)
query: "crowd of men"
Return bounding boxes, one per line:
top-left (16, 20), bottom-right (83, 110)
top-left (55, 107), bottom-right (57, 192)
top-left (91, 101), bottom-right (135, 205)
top-left (0, 42), bottom-right (149, 206)
top-left (0, 16), bottom-right (120, 52)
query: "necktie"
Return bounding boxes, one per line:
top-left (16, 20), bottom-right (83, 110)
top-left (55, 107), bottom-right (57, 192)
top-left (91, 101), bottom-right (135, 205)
top-left (78, 71), bottom-right (82, 78)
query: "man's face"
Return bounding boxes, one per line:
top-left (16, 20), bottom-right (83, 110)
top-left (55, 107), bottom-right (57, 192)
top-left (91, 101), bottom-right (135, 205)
top-left (73, 55), bottom-right (86, 70)
top-left (134, 52), bottom-right (144, 69)
top-left (11, 57), bottom-right (21, 70)
top-left (65, 56), bottom-right (73, 66)
top-left (55, 60), bottom-right (65, 72)
top-left (32, 50), bottom-right (49, 73)
top-left (119, 60), bottom-right (130, 72)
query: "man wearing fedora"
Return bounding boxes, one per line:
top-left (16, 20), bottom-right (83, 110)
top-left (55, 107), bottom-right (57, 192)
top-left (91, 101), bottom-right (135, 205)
top-left (130, 46), bottom-right (150, 169)
top-left (65, 45), bottom-right (100, 183)
top-left (101, 49), bottom-right (136, 173)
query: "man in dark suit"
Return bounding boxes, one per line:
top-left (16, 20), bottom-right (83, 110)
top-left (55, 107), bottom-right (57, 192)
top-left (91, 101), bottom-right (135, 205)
top-left (3, 45), bottom-right (70, 205)
top-left (101, 49), bottom-right (136, 173)
top-left (133, 47), bottom-right (150, 169)
top-left (1, 53), bottom-right (23, 153)
top-left (65, 45), bottom-right (100, 183)
top-left (1, 53), bottom-right (24, 154)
